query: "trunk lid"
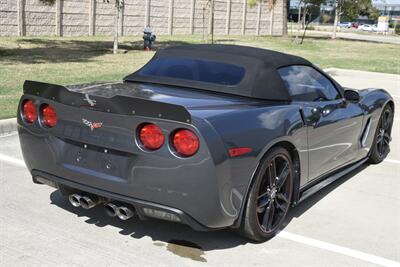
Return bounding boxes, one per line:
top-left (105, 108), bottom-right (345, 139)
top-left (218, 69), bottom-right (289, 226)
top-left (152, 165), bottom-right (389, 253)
top-left (66, 81), bottom-right (262, 112)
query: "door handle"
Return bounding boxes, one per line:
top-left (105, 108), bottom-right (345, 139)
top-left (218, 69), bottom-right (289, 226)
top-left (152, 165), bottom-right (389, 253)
top-left (308, 107), bottom-right (322, 125)
top-left (322, 108), bottom-right (331, 117)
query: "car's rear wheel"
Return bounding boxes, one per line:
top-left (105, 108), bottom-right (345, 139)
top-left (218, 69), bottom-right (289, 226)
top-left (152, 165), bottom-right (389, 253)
top-left (368, 105), bottom-right (394, 164)
top-left (240, 147), bottom-right (293, 242)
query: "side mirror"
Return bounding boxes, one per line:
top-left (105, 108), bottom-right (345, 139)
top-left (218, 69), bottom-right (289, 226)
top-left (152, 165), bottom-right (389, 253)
top-left (308, 106), bottom-right (322, 122)
top-left (344, 90), bottom-right (360, 102)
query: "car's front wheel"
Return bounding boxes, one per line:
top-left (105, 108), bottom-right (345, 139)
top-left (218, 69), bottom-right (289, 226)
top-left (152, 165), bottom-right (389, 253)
top-left (369, 104), bottom-right (394, 164)
top-left (240, 147), bottom-right (294, 242)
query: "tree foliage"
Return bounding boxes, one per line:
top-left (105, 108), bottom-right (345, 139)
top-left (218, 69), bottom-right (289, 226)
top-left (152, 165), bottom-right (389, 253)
top-left (39, 0), bottom-right (56, 5)
top-left (337, 0), bottom-right (380, 21)
top-left (248, 0), bottom-right (276, 9)
top-left (396, 24), bottom-right (400, 35)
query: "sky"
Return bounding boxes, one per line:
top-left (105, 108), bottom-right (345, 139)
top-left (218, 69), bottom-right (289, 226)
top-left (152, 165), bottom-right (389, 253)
top-left (290, 0), bottom-right (400, 8)
top-left (372, 0), bottom-right (400, 4)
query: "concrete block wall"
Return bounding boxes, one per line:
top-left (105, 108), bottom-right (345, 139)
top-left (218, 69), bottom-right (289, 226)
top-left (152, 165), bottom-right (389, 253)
top-left (149, 0), bottom-right (168, 34)
top-left (0, 0), bottom-right (286, 37)
top-left (62, 0), bottom-right (89, 36)
top-left (193, 0), bottom-right (208, 34)
top-left (1, 0), bottom-right (19, 36)
top-left (229, 0), bottom-right (243, 35)
top-left (123, 0), bottom-right (145, 35)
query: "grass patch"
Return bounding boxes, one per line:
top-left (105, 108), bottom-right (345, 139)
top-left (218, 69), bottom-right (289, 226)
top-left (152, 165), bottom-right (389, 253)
top-left (0, 35), bottom-right (399, 119)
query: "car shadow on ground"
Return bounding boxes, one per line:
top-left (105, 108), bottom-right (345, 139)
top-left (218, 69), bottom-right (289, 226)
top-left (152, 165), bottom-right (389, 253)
top-left (49, 163), bottom-right (369, 253)
top-left (0, 39), bottom-right (193, 64)
top-left (283, 164), bottom-right (368, 226)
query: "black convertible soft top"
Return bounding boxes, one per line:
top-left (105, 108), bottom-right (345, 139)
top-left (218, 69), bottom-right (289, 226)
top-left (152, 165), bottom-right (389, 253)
top-left (124, 44), bottom-right (313, 101)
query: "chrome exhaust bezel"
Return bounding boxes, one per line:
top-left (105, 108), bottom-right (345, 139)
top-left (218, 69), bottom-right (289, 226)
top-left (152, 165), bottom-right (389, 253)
top-left (116, 206), bottom-right (134, 220)
top-left (68, 194), bottom-right (82, 208)
top-left (80, 195), bottom-right (97, 209)
top-left (105, 203), bottom-right (119, 217)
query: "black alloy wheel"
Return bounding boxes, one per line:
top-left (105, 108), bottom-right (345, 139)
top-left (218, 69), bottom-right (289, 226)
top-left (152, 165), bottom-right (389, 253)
top-left (376, 108), bottom-right (393, 157)
top-left (240, 147), bottom-right (293, 241)
top-left (369, 105), bottom-right (394, 164)
top-left (256, 154), bottom-right (292, 234)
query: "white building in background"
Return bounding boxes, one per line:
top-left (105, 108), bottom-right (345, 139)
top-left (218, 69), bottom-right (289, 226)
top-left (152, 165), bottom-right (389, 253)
top-left (289, 0), bottom-right (334, 11)
top-left (372, 0), bottom-right (400, 19)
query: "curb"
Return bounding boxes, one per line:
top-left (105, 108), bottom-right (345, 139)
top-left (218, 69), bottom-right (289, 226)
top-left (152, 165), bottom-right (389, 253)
top-left (324, 68), bottom-right (400, 79)
top-left (0, 118), bottom-right (17, 135)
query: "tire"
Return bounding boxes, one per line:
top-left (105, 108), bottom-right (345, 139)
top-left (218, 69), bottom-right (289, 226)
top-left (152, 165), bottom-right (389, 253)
top-left (239, 147), bottom-right (294, 242)
top-left (368, 105), bottom-right (394, 164)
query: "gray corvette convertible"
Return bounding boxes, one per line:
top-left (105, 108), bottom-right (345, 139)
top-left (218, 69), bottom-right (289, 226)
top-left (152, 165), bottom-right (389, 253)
top-left (18, 44), bottom-right (394, 241)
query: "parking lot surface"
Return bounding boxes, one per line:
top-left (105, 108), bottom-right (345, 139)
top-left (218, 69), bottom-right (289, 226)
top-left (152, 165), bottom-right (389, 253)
top-left (306, 30), bottom-right (400, 45)
top-left (0, 70), bottom-right (399, 266)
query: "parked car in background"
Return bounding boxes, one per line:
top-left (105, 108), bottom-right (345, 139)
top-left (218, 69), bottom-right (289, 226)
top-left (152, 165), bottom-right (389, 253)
top-left (339, 22), bottom-right (352, 28)
top-left (351, 22), bottom-right (359, 28)
top-left (359, 24), bottom-right (370, 31)
top-left (359, 24), bottom-right (377, 32)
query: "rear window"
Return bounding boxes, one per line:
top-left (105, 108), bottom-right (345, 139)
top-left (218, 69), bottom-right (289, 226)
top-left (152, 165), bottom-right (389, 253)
top-left (139, 57), bottom-right (245, 86)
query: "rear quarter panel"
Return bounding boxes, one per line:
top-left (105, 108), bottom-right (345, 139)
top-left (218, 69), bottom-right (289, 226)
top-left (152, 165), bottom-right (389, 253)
top-left (191, 103), bottom-right (308, 216)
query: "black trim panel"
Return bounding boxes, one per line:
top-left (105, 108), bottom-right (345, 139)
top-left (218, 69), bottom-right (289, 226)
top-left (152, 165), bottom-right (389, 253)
top-left (298, 157), bottom-right (368, 202)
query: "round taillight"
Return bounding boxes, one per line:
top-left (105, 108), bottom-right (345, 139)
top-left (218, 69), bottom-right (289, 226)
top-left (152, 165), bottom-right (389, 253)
top-left (22, 100), bottom-right (37, 124)
top-left (139, 123), bottom-right (165, 150)
top-left (41, 104), bottom-right (57, 128)
top-left (172, 129), bottom-right (199, 157)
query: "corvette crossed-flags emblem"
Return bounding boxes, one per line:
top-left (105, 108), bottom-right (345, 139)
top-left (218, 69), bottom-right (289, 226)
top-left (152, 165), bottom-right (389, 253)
top-left (82, 118), bottom-right (103, 131)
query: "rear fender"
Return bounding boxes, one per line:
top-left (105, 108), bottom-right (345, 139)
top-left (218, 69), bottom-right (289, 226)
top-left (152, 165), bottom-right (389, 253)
top-left (204, 105), bottom-right (308, 228)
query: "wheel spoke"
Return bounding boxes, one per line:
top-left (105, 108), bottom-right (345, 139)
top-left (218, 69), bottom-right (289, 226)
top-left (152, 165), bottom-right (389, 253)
top-left (382, 112), bottom-right (387, 129)
top-left (262, 202), bottom-right (275, 230)
top-left (276, 193), bottom-right (289, 204)
top-left (274, 199), bottom-right (286, 212)
top-left (378, 139), bottom-right (385, 155)
top-left (385, 115), bottom-right (393, 131)
top-left (267, 203), bottom-right (275, 229)
top-left (268, 159), bottom-right (277, 186)
top-left (376, 134), bottom-right (383, 144)
top-left (383, 133), bottom-right (391, 145)
top-left (257, 190), bottom-right (269, 200)
top-left (257, 197), bottom-right (270, 213)
top-left (276, 161), bottom-right (289, 190)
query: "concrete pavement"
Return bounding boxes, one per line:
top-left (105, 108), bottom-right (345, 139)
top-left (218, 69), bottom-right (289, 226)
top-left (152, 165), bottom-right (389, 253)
top-left (0, 118), bottom-right (17, 136)
top-left (1, 132), bottom-right (399, 266)
top-left (325, 68), bottom-right (400, 93)
top-left (305, 30), bottom-right (400, 45)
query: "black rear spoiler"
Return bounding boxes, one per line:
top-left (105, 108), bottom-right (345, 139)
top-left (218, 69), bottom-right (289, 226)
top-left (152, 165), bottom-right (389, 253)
top-left (23, 80), bottom-right (192, 123)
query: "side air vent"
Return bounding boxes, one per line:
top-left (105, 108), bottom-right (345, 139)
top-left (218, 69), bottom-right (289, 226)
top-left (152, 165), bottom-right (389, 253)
top-left (360, 118), bottom-right (372, 147)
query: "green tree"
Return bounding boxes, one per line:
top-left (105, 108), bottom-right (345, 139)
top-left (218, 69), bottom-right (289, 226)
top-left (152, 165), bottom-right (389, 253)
top-left (39, 0), bottom-right (56, 4)
top-left (112, 0), bottom-right (124, 54)
top-left (295, 0), bottom-right (326, 43)
top-left (95, 0), bottom-right (124, 53)
top-left (332, 0), bottom-right (380, 39)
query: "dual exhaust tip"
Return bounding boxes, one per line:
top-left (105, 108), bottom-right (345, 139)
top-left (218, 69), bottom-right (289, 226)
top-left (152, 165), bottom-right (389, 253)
top-left (104, 203), bottom-right (134, 221)
top-left (69, 194), bottom-right (97, 209)
top-left (68, 193), bottom-right (134, 220)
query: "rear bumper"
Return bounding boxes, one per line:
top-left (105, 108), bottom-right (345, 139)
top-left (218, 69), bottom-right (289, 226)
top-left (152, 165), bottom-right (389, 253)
top-left (19, 122), bottom-right (238, 230)
top-left (32, 170), bottom-right (213, 231)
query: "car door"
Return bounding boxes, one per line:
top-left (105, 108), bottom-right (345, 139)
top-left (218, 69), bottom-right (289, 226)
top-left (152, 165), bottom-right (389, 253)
top-left (278, 65), bottom-right (364, 181)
